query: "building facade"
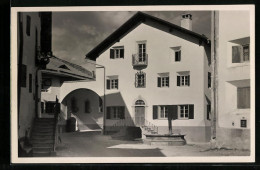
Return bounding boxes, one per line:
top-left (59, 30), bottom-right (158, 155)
top-left (61, 12), bottom-right (211, 142)
top-left (212, 11), bottom-right (251, 149)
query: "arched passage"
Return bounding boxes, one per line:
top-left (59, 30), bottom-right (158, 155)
top-left (60, 88), bottom-right (104, 132)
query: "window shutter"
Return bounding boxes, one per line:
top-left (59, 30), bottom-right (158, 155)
top-left (157, 77), bottom-right (161, 87)
top-left (120, 106), bottom-right (125, 119)
top-left (187, 75), bottom-right (190, 86)
top-left (168, 105), bottom-right (178, 120)
top-left (189, 105), bottom-right (194, 119)
top-left (177, 76), bottom-right (180, 86)
top-left (120, 49), bottom-right (124, 58)
top-left (115, 79), bottom-right (118, 89)
top-left (175, 51), bottom-right (178, 61)
top-left (179, 51), bottom-right (181, 61)
top-left (153, 106), bottom-right (158, 119)
top-left (106, 79), bottom-right (110, 89)
top-left (232, 46), bottom-right (241, 63)
top-left (207, 105), bottom-right (210, 120)
top-left (110, 49), bottom-right (115, 59)
top-left (166, 77), bottom-right (169, 87)
top-left (106, 107), bottom-right (111, 119)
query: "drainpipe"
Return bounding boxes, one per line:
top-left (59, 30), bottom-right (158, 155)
top-left (84, 60), bottom-right (106, 135)
top-left (211, 11), bottom-right (219, 139)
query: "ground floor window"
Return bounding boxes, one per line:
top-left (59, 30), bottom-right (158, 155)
top-left (159, 106), bottom-right (168, 119)
top-left (237, 87), bottom-right (250, 109)
top-left (106, 106), bottom-right (125, 119)
top-left (153, 104), bottom-right (194, 120)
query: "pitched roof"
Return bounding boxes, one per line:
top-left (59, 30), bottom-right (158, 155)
top-left (42, 56), bottom-right (94, 80)
top-left (85, 11), bottom-right (210, 59)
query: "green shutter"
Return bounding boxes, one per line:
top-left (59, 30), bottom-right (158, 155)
top-left (177, 76), bottom-right (180, 86)
top-left (120, 49), bottom-right (124, 58)
top-left (106, 107), bottom-right (111, 119)
top-left (157, 77), bottom-right (161, 87)
top-left (232, 46), bottom-right (241, 63)
top-left (106, 79), bottom-right (110, 89)
top-left (153, 105), bottom-right (158, 119)
top-left (166, 77), bottom-right (169, 87)
top-left (189, 105), bottom-right (194, 119)
top-left (110, 49), bottom-right (114, 59)
top-left (120, 106), bottom-right (125, 119)
top-left (168, 105), bottom-right (178, 120)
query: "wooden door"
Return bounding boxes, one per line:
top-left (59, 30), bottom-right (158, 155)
top-left (135, 106), bottom-right (145, 126)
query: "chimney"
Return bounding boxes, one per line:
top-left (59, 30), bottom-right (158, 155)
top-left (181, 13), bottom-right (192, 31)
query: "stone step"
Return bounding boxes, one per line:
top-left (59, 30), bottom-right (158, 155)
top-left (31, 135), bottom-right (54, 140)
top-left (31, 139), bottom-right (54, 144)
top-left (32, 143), bottom-right (53, 148)
top-left (32, 128), bottom-right (54, 133)
top-left (33, 147), bottom-right (53, 153)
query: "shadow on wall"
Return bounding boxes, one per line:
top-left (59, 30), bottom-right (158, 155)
top-left (104, 92), bottom-right (134, 131)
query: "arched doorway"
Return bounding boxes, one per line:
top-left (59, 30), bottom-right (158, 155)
top-left (134, 100), bottom-right (145, 126)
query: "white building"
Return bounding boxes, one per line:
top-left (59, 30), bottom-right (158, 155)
top-left (212, 11), bottom-right (251, 149)
top-left (60, 12), bottom-right (211, 142)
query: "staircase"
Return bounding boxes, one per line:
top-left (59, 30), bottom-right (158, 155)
top-left (112, 117), bottom-right (159, 138)
top-left (31, 118), bottom-right (56, 157)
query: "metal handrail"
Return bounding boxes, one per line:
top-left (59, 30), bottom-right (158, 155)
top-left (112, 116), bottom-right (159, 134)
top-left (132, 53), bottom-right (148, 66)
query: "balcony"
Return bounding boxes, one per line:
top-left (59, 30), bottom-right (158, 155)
top-left (132, 53), bottom-right (148, 67)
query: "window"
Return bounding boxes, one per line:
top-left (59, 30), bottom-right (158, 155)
top-left (135, 71), bottom-right (146, 88)
top-left (159, 106), bottom-right (168, 119)
top-left (158, 73), bottom-right (169, 87)
top-left (85, 100), bottom-right (90, 113)
top-left (152, 105), bottom-right (193, 120)
top-left (107, 76), bottom-right (118, 90)
top-left (138, 43), bottom-right (146, 61)
top-left (106, 106), bottom-right (125, 119)
top-left (237, 87), bottom-right (250, 109)
top-left (207, 104), bottom-right (211, 120)
top-left (208, 72), bottom-right (211, 88)
top-left (178, 105), bottom-right (194, 119)
top-left (232, 44), bottom-right (250, 63)
top-left (26, 15), bottom-right (31, 36)
top-left (110, 46), bottom-right (124, 59)
top-left (175, 50), bottom-right (181, 62)
top-left (177, 72), bottom-right (190, 86)
top-left (29, 74), bottom-right (32, 93)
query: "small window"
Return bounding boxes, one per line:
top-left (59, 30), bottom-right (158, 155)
top-left (237, 87), bottom-right (250, 109)
top-left (179, 105), bottom-right (189, 119)
top-left (208, 72), bottom-right (211, 88)
top-left (26, 15), bottom-right (31, 36)
top-left (177, 72), bottom-right (190, 87)
top-left (110, 46), bottom-right (124, 59)
top-left (207, 104), bottom-right (211, 120)
top-left (157, 73), bottom-right (169, 87)
top-left (106, 106), bottom-right (125, 119)
top-left (29, 74), bottom-right (32, 93)
top-left (85, 100), bottom-right (90, 113)
top-left (175, 51), bottom-right (181, 62)
top-left (135, 71), bottom-right (146, 88)
top-left (106, 76), bottom-right (118, 90)
top-left (159, 106), bottom-right (168, 119)
top-left (232, 44), bottom-right (250, 63)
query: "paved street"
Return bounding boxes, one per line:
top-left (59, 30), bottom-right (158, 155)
top-left (55, 131), bottom-right (250, 157)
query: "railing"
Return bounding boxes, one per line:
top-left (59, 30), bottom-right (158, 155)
top-left (53, 96), bottom-right (60, 152)
top-left (132, 53), bottom-right (148, 66)
top-left (112, 116), bottom-right (158, 134)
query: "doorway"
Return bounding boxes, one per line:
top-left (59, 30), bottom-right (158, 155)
top-left (134, 100), bottom-right (145, 126)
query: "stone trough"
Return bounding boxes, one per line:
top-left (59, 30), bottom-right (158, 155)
top-left (144, 134), bottom-right (186, 146)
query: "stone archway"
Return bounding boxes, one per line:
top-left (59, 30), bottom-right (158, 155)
top-left (60, 88), bottom-right (103, 132)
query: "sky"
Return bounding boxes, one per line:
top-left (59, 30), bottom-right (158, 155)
top-left (52, 11), bottom-right (211, 65)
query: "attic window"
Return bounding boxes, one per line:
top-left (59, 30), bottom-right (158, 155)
top-left (59, 64), bottom-right (70, 70)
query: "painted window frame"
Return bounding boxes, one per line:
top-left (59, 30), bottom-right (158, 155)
top-left (135, 71), bottom-right (146, 88)
top-left (178, 105), bottom-right (189, 119)
top-left (159, 106), bottom-right (168, 119)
